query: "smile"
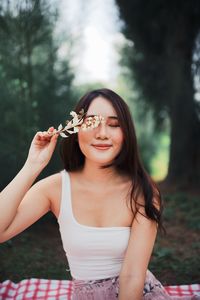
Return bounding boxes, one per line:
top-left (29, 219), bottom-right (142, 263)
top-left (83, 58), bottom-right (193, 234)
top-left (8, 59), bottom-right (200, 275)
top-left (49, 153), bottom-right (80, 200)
top-left (92, 145), bottom-right (112, 150)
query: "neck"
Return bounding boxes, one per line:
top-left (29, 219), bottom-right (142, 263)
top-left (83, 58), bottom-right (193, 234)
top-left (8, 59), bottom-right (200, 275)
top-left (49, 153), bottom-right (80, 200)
top-left (80, 159), bottom-right (120, 185)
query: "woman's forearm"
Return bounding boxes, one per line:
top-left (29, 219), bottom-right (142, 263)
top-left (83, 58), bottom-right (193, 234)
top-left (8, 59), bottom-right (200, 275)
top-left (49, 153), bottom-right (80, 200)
top-left (0, 129), bottom-right (58, 236)
top-left (0, 161), bottom-right (42, 233)
top-left (118, 276), bottom-right (144, 300)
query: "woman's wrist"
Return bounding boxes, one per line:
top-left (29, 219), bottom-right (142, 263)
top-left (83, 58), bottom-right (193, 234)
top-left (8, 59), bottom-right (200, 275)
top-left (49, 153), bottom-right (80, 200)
top-left (23, 160), bottom-right (45, 178)
top-left (118, 275), bottom-right (143, 300)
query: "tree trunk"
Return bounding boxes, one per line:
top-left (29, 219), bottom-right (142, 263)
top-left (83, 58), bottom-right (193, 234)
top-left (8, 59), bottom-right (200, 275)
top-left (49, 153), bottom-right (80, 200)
top-left (166, 46), bottom-right (200, 188)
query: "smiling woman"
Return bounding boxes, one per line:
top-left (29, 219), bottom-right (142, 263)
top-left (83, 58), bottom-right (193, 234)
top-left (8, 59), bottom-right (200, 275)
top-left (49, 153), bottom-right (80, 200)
top-left (0, 88), bottom-right (199, 300)
top-left (77, 97), bottom-right (124, 166)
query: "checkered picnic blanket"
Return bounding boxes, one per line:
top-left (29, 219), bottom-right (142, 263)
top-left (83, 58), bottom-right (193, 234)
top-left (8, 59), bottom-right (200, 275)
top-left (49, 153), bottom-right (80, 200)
top-left (0, 279), bottom-right (200, 299)
top-left (0, 279), bottom-right (72, 300)
top-left (164, 284), bottom-right (200, 297)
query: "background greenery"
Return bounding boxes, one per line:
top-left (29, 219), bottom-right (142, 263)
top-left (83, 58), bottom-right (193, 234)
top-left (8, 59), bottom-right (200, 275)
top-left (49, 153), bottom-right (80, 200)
top-left (117, 0), bottom-right (200, 188)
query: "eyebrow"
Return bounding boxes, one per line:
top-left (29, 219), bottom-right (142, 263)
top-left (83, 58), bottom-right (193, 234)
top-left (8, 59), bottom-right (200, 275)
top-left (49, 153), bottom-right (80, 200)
top-left (85, 114), bottom-right (118, 119)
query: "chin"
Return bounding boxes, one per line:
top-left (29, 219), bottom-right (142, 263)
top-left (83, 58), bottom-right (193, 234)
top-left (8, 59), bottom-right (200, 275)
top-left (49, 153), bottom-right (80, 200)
top-left (89, 156), bottom-right (115, 165)
top-left (82, 148), bottom-right (120, 165)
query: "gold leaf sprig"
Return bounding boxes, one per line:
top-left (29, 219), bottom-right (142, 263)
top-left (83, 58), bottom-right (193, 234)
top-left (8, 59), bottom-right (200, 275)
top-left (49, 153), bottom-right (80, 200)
top-left (47, 110), bottom-right (104, 138)
top-left (81, 115), bottom-right (104, 131)
top-left (48, 109), bottom-right (85, 138)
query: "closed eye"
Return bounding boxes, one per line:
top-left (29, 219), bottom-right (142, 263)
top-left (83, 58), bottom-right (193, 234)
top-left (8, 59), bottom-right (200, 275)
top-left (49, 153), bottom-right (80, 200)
top-left (109, 124), bottom-right (120, 127)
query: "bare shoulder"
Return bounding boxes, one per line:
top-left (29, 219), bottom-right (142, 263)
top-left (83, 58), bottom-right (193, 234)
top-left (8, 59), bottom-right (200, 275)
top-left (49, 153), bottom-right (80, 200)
top-left (42, 172), bottom-right (62, 186)
top-left (34, 172), bottom-right (61, 193)
top-left (0, 172), bottom-right (63, 243)
top-left (133, 183), bottom-right (161, 212)
top-left (37, 172), bottom-right (62, 217)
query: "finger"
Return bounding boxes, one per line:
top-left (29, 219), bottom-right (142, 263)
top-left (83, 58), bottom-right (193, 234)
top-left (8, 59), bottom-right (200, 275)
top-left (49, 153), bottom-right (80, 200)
top-left (51, 132), bottom-right (59, 142)
top-left (47, 127), bottom-right (56, 136)
top-left (48, 126), bottom-right (55, 132)
top-left (35, 131), bottom-right (51, 142)
top-left (40, 131), bottom-right (54, 139)
top-left (34, 140), bottom-right (49, 147)
top-left (34, 130), bottom-right (58, 145)
top-left (34, 131), bottom-right (43, 140)
top-left (47, 133), bottom-right (58, 151)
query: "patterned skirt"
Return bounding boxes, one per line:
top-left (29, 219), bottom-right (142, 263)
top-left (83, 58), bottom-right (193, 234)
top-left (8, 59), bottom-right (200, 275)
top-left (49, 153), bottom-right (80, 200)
top-left (72, 269), bottom-right (199, 300)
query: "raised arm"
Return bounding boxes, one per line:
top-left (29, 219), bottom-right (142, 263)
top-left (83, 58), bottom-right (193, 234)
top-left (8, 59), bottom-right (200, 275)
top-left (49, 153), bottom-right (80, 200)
top-left (0, 128), bottom-right (58, 243)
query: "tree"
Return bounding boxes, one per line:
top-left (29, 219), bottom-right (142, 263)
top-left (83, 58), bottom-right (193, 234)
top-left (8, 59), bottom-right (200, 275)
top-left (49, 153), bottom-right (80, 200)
top-left (116, 0), bottom-right (200, 188)
top-left (0, 0), bottom-right (75, 189)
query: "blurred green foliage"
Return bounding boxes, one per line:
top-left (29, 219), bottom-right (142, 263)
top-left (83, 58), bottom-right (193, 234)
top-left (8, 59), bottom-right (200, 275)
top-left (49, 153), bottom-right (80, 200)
top-left (0, 0), bottom-right (76, 188)
top-left (150, 192), bottom-right (200, 284)
top-left (115, 74), bottom-right (170, 177)
top-left (164, 193), bottom-right (200, 230)
top-left (116, 0), bottom-right (200, 187)
top-left (0, 1), bottom-right (172, 189)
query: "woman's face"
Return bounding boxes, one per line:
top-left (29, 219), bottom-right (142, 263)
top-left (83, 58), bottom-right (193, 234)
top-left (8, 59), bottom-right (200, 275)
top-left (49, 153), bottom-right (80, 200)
top-left (78, 96), bottom-right (124, 166)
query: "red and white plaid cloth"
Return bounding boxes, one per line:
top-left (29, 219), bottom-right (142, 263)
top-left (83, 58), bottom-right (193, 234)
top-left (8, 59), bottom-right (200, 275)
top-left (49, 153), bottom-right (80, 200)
top-left (0, 279), bottom-right (72, 300)
top-left (164, 284), bottom-right (200, 297)
top-left (0, 279), bottom-right (200, 299)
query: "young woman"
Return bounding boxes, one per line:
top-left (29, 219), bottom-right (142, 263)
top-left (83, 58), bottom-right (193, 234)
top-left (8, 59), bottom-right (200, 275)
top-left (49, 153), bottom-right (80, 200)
top-left (0, 89), bottom-right (198, 300)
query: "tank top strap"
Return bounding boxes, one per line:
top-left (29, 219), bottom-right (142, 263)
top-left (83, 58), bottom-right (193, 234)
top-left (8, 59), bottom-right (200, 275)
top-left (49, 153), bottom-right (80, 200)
top-left (59, 169), bottom-right (73, 221)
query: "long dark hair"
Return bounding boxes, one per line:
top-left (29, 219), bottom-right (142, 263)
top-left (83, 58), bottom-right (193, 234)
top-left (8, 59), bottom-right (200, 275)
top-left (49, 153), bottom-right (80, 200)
top-left (60, 88), bottom-right (165, 233)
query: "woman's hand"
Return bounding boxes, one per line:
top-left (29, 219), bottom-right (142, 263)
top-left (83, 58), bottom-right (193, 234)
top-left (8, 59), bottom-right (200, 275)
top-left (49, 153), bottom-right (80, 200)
top-left (26, 127), bottom-right (59, 170)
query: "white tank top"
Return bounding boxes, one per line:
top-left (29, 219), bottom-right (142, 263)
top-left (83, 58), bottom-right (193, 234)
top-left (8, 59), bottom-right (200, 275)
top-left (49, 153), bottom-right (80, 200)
top-left (58, 170), bottom-right (131, 280)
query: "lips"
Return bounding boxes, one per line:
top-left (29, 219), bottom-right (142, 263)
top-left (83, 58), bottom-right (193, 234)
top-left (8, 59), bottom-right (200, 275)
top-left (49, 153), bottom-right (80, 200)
top-left (92, 144), bottom-right (112, 150)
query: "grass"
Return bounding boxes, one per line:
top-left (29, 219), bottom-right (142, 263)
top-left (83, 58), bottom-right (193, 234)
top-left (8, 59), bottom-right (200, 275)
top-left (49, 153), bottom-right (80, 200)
top-left (0, 192), bottom-right (199, 285)
top-left (150, 193), bottom-right (200, 285)
top-left (0, 216), bottom-right (69, 282)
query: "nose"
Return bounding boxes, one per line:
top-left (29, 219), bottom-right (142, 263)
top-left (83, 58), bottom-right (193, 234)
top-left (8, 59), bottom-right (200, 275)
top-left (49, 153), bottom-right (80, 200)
top-left (95, 121), bottom-right (109, 139)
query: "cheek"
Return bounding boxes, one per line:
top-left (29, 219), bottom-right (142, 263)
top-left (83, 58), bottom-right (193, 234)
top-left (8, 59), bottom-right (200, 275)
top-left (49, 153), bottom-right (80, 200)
top-left (77, 131), bottom-right (92, 146)
top-left (114, 130), bottom-right (124, 145)
top-left (78, 129), bottom-right (124, 144)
